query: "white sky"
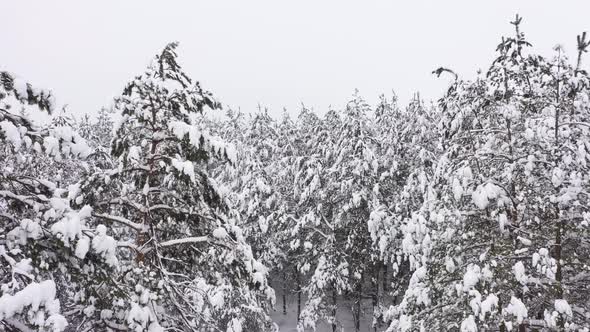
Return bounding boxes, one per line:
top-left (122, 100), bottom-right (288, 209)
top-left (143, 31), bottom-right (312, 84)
top-left (3, 1), bottom-right (590, 118)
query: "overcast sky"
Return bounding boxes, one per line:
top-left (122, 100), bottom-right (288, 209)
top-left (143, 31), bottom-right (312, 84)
top-left (3, 1), bottom-right (590, 118)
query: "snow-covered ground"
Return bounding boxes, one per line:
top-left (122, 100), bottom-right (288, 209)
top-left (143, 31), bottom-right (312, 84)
top-left (271, 295), bottom-right (379, 332)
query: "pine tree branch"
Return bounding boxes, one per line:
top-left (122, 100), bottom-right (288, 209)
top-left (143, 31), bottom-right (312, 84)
top-left (158, 236), bottom-right (209, 248)
top-left (92, 212), bottom-right (147, 232)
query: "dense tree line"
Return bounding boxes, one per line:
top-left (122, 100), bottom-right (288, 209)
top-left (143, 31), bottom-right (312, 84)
top-left (1, 17), bottom-right (590, 332)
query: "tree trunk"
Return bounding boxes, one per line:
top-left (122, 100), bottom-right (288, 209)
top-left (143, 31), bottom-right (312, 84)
top-left (555, 207), bottom-right (565, 330)
top-left (296, 269), bottom-right (301, 323)
top-left (382, 262), bottom-right (388, 293)
top-left (553, 64), bottom-right (565, 331)
top-left (332, 288), bottom-right (337, 332)
top-left (282, 272), bottom-right (287, 315)
top-left (354, 279), bottom-right (362, 332)
top-left (372, 264), bottom-right (379, 332)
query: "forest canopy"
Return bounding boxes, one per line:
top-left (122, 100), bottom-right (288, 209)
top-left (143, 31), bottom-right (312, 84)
top-left (1, 16), bottom-right (590, 332)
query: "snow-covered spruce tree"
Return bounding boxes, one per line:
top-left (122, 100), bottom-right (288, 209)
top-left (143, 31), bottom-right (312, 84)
top-left (386, 17), bottom-right (590, 332)
top-left (1, 71), bottom-right (95, 331)
top-left (75, 43), bottom-right (275, 331)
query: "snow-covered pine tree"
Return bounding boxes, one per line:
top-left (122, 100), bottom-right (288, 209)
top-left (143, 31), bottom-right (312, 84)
top-left (51, 106), bottom-right (76, 128)
top-left (77, 107), bottom-right (115, 152)
top-left (232, 108), bottom-right (281, 266)
top-left (1, 71), bottom-right (94, 331)
top-left (94, 107), bottom-right (115, 150)
top-left (75, 43), bottom-right (276, 331)
top-left (77, 107), bottom-right (115, 172)
top-left (77, 113), bottom-right (94, 143)
top-left (296, 92), bottom-right (383, 332)
top-left (292, 106), bottom-right (343, 331)
top-left (517, 33), bottom-right (590, 331)
top-left (370, 93), bottom-right (442, 331)
top-left (269, 109), bottom-right (303, 316)
top-left (280, 105), bottom-right (325, 323)
top-left (386, 16), bottom-right (590, 332)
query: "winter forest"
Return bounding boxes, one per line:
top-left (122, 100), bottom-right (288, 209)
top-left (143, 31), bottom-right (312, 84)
top-left (2, 15), bottom-right (590, 332)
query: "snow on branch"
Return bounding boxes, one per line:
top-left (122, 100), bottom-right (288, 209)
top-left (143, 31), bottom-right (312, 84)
top-left (159, 236), bottom-right (209, 248)
top-left (140, 236), bottom-right (209, 255)
top-left (92, 212), bottom-right (147, 232)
